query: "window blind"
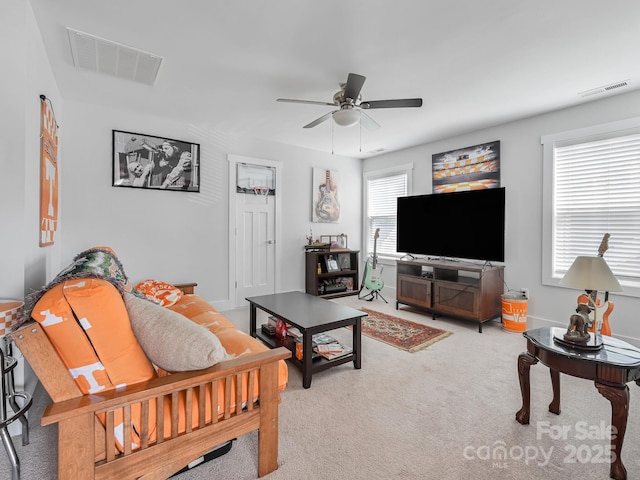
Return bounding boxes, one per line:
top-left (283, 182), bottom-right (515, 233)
top-left (366, 173), bottom-right (408, 257)
top-left (554, 133), bottom-right (640, 282)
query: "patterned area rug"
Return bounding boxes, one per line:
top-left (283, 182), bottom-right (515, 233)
top-left (357, 308), bottom-right (452, 352)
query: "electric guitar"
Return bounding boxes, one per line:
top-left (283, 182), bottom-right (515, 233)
top-left (578, 233), bottom-right (614, 335)
top-left (363, 228), bottom-right (384, 291)
top-left (315, 170), bottom-right (340, 222)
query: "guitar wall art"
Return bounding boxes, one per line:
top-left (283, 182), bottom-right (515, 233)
top-left (312, 168), bottom-right (341, 223)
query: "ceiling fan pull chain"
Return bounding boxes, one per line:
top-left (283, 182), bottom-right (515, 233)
top-left (331, 118), bottom-right (334, 155)
top-left (359, 114), bottom-right (362, 153)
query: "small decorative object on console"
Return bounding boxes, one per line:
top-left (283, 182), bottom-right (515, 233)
top-left (563, 303), bottom-right (592, 345)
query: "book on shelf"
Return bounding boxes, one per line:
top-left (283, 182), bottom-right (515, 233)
top-left (315, 343), bottom-right (343, 354)
top-left (286, 326), bottom-right (302, 339)
top-left (261, 323), bottom-right (276, 336)
top-left (312, 333), bottom-right (337, 346)
top-left (317, 345), bottom-right (353, 360)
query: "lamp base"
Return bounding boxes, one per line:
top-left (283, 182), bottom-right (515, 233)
top-left (553, 332), bottom-right (603, 351)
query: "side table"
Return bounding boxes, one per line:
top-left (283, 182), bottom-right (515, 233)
top-left (1, 337), bottom-right (32, 480)
top-left (516, 327), bottom-right (640, 480)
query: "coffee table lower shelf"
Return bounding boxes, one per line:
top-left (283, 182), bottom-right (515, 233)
top-left (255, 331), bottom-right (357, 373)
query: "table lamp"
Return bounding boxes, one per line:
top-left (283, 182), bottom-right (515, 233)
top-left (559, 254), bottom-right (622, 348)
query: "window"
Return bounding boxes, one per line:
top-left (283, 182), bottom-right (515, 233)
top-left (363, 164), bottom-right (413, 260)
top-left (542, 118), bottom-right (640, 297)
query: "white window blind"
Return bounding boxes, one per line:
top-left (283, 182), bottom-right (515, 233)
top-left (366, 172), bottom-right (408, 257)
top-left (553, 133), bottom-right (640, 283)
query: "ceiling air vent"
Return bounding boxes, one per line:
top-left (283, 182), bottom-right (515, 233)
top-left (579, 80), bottom-right (630, 98)
top-left (67, 27), bottom-right (163, 86)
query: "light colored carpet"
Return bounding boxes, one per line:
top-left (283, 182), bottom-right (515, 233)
top-left (2, 295), bottom-right (640, 479)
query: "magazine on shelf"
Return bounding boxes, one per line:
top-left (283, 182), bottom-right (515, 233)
top-left (317, 345), bottom-right (353, 360)
top-left (287, 327), bottom-right (302, 339)
top-left (315, 343), bottom-right (343, 354)
top-left (312, 333), bottom-right (337, 346)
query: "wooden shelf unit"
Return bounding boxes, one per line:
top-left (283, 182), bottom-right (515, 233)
top-left (396, 258), bottom-right (504, 332)
top-left (305, 249), bottom-right (359, 299)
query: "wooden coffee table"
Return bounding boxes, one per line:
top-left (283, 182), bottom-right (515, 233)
top-left (516, 327), bottom-right (640, 480)
top-left (247, 291), bottom-right (367, 388)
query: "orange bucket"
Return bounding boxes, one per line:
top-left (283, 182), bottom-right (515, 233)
top-left (501, 294), bottom-right (528, 333)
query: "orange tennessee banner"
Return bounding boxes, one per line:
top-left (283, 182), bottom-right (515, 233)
top-left (40, 97), bottom-right (59, 246)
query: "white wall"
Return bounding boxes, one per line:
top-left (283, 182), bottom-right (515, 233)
top-left (0, 0), bottom-right (63, 432)
top-left (59, 101), bottom-right (362, 309)
top-left (364, 88), bottom-right (640, 344)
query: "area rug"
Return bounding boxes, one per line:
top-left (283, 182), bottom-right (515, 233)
top-left (356, 308), bottom-right (452, 352)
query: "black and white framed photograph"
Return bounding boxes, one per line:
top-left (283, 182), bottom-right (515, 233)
top-left (112, 130), bottom-right (200, 192)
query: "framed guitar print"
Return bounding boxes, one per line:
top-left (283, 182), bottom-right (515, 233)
top-left (312, 168), bottom-right (341, 223)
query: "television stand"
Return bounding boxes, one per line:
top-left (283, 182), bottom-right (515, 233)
top-left (396, 258), bottom-right (504, 332)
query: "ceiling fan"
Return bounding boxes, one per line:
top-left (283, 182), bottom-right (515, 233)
top-left (277, 73), bottom-right (422, 130)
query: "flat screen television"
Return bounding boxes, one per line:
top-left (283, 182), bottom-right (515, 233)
top-left (396, 187), bottom-right (505, 262)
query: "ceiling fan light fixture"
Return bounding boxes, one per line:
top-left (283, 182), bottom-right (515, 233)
top-left (333, 108), bottom-right (360, 127)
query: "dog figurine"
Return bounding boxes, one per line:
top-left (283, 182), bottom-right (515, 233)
top-left (564, 303), bottom-right (592, 344)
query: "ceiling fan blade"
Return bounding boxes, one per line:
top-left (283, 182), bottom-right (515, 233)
top-left (359, 111), bottom-right (381, 131)
top-left (303, 111), bottom-right (335, 128)
top-left (343, 73), bottom-right (366, 102)
top-left (360, 98), bottom-right (423, 109)
top-left (277, 98), bottom-right (337, 106)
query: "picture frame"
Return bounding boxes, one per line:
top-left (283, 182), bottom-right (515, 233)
top-left (312, 168), bottom-right (341, 223)
top-left (338, 253), bottom-right (351, 270)
top-left (326, 255), bottom-right (340, 272)
top-left (320, 234), bottom-right (348, 250)
top-left (112, 130), bottom-right (200, 192)
top-left (431, 140), bottom-right (500, 193)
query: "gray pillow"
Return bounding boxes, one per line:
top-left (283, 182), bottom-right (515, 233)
top-left (123, 293), bottom-right (229, 372)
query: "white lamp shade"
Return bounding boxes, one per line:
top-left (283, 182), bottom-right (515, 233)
top-left (560, 256), bottom-right (623, 292)
top-left (333, 108), bottom-right (360, 127)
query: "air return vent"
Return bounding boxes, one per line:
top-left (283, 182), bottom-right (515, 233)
top-left (67, 27), bottom-right (163, 85)
top-left (579, 80), bottom-right (630, 98)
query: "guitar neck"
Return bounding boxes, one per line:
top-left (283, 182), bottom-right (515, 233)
top-left (372, 228), bottom-right (379, 269)
top-left (597, 233), bottom-right (610, 257)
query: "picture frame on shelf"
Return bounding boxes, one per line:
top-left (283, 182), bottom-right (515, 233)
top-left (338, 253), bottom-right (351, 270)
top-left (326, 255), bottom-right (340, 272)
top-left (320, 234), bottom-right (348, 250)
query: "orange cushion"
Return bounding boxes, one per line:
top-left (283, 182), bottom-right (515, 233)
top-left (31, 278), bottom-right (156, 393)
top-left (168, 294), bottom-right (289, 400)
top-left (31, 278), bottom-right (158, 451)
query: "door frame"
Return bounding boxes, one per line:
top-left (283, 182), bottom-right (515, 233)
top-left (228, 154), bottom-right (283, 309)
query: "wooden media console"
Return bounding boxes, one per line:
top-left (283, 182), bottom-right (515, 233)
top-left (396, 258), bottom-right (504, 332)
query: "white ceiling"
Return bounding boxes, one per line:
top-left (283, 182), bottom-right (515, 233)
top-left (30, 0), bottom-right (640, 159)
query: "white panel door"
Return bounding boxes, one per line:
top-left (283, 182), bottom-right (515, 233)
top-left (235, 191), bottom-right (275, 306)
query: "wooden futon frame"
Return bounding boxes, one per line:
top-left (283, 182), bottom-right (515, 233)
top-left (11, 283), bottom-right (290, 479)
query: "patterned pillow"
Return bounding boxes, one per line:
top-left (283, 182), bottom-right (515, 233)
top-left (135, 280), bottom-right (183, 307)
